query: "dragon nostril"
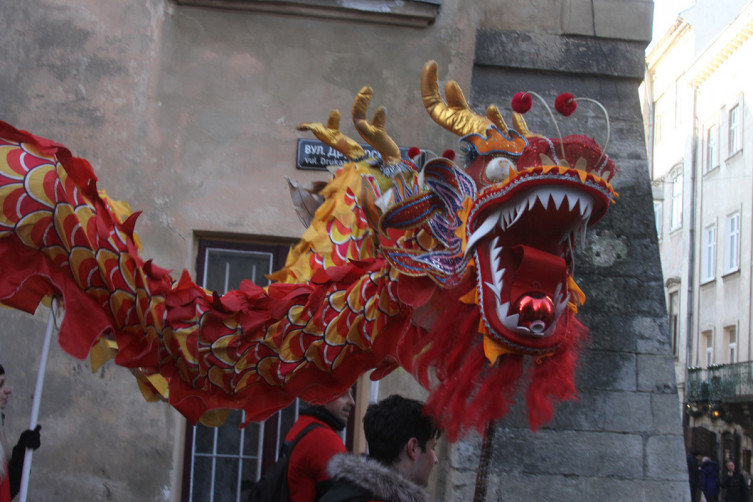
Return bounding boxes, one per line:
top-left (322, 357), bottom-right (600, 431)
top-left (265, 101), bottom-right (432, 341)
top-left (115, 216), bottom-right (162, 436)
top-left (530, 321), bottom-right (547, 333)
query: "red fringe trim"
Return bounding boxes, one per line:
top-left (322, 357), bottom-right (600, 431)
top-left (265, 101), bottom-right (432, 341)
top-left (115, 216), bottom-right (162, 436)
top-left (407, 278), bottom-right (588, 441)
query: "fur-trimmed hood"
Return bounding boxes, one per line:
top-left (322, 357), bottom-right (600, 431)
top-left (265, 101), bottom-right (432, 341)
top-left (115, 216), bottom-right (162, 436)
top-left (326, 453), bottom-right (431, 502)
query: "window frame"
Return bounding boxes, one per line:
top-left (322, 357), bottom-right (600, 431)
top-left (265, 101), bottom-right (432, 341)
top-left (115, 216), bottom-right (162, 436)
top-left (724, 211), bottom-right (741, 275)
top-left (653, 200), bottom-right (663, 238)
top-left (703, 330), bottom-right (714, 368)
top-left (668, 290), bottom-right (680, 358)
top-left (728, 103), bottom-right (742, 156)
top-left (670, 173), bottom-right (683, 231)
top-left (725, 325), bottom-right (737, 364)
top-left (705, 123), bottom-right (719, 173)
top-left (701, 223), bottom-right (716, 284)
top-left (182, 238), bottom-right (295, 502)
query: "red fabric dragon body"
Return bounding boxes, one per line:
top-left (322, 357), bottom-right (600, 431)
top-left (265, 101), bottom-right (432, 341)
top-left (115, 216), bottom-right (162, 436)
top-left (0, 61), bottom-right (615, 440)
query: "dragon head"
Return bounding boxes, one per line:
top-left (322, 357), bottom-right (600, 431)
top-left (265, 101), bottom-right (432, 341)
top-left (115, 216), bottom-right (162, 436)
top-left (420, 60), bottom-right (617, 363)
top-left (291, 61), bottom-right (618, 435)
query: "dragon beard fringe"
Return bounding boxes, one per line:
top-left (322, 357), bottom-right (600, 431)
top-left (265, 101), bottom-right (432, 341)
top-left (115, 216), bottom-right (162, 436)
top-left (408, 277), bottom-right (589, 441)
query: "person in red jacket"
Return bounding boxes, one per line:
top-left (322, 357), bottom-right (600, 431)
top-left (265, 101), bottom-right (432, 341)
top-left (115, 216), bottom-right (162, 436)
top-left (0, 364), bottom-right (41, 502)
top-left (286, 389), bottom-right (355, 502)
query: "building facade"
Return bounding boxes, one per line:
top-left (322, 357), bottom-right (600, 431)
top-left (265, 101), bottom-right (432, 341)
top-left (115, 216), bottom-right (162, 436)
top-left (645, 0), bottom-right (753, 474)
top-left (1, 0), bottom-right (687, 500)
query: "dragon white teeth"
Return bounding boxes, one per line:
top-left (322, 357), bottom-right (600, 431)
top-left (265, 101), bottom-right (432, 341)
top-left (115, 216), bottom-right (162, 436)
top-left (492, 250), bottom-right (501, 272)
top-left (490, 236), bottom-right (500, 259)
top-left (582, 203), bottom-right (593, 220)
top-left (466, 211), bottom-right (498, 254)
top-left (508, 206), bottom-right (524, 228)
top-left (487, 237), bottom-right (506, 293)
top-left (536, 191), bottom-right (549, 209)
top-left (528, 192), bottom-right (538, 210)
top-left (493, 267), bottom-right (505, 288)
top-left (499, 210), bottom-right (508, 229)
top-left (578, 222), bottom-right (588, 246)
top-left (466, 188), bottom-right (596, 255)
top-left (496, 301), bottom-right (521, 331)
top-left (502, 314), bottom-right (521, 332)
top-left (496, 301), bottom-right (509, 322)
top-left (554, 292), bottom-right (570, 316)
top-left (551, 189), bottom-right (566, 210)
top-left (485, 281), bottom-right (501, 301)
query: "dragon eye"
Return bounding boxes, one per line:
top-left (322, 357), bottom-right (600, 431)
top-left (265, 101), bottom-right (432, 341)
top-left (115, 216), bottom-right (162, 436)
top-left (484, 157), bottom-right (514, 183)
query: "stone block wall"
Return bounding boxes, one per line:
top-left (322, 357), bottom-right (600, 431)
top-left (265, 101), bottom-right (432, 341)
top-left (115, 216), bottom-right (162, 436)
top-left (430, 27), bottom-right (689, 501)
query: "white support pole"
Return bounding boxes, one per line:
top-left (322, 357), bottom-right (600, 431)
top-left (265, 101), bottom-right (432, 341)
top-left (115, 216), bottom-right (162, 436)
top-left (18, 299), bottom-right (56, 502)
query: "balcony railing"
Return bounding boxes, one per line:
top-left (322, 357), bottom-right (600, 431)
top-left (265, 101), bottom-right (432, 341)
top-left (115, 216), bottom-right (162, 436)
top-left (686, 362), bottom-right (753, 402)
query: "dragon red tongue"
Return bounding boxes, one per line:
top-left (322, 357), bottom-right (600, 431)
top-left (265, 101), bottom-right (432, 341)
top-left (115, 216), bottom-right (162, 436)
top-left (509, 245), bottom-right (566, 303)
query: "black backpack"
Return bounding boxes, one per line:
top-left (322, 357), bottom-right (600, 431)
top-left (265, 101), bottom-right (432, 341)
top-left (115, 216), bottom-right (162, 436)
top-left (245, 422), bottom-right (324, 502)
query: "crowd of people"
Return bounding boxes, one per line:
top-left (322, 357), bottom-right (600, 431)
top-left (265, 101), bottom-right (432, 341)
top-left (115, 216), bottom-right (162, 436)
top-left (688, 451), bottom-right (751, 502)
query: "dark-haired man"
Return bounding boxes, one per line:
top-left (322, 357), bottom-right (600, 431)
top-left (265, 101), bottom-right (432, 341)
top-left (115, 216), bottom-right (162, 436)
top-left (320, 394), bottom-right (440, 502)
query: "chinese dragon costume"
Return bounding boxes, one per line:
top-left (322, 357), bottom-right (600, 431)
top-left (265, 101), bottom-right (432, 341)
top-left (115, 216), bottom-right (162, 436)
top-left (0, 61), bottom-right (616, 441)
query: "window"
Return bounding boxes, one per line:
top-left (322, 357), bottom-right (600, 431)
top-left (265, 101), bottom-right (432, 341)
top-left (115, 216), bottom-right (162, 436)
top-left (654, 201), bottom-right (663, 237)
top-left (724, 212), bottom-right (740, 274)
top-left (184, 239), bottom-right (296, 502)
top-left (704, 330), bottom-right (714, 367)
top-left (671, 174), bottom-right (683, 230)
top-left (701, 224), bottom-right (716, 283)
top-left (669, 291), bottom-right (679, 357)
top-left (726, 325), bottom-right (737, 363)
top-left (729, 104), bottom-right (741, 155)
top-left (706, 124), bottom-right (719, 172)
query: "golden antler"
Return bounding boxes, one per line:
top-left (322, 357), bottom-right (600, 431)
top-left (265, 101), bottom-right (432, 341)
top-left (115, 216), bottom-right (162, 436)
top-left (297, 110), bottom-right (366, 161)
top-left (421, 60), bottom-right (494, 137)
top-left (352, 86), bottom-right (402, 166)
top-left (511, 111), bottom-right (535, 138)
top-left (485, 105), bottom-right (510, 134)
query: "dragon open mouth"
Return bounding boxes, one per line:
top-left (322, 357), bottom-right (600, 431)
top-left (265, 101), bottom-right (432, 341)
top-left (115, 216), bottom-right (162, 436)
top-left (466, 174), bottom-right (608, 354)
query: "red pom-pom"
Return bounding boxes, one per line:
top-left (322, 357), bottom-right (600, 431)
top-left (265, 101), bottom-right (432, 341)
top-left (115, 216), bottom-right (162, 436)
top-left (555, 93), bottom-right (577, 116)
top-left (511, 92), bottom-right (532, 113)
top-left (442, 149), bottom-right (456, 161)
top-left (408, 146), bottom-right (421, 158)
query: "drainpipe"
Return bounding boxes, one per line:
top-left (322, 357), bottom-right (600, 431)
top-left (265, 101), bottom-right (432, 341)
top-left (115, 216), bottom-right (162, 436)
top-left (687, 84), bottom-right (698, 373)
